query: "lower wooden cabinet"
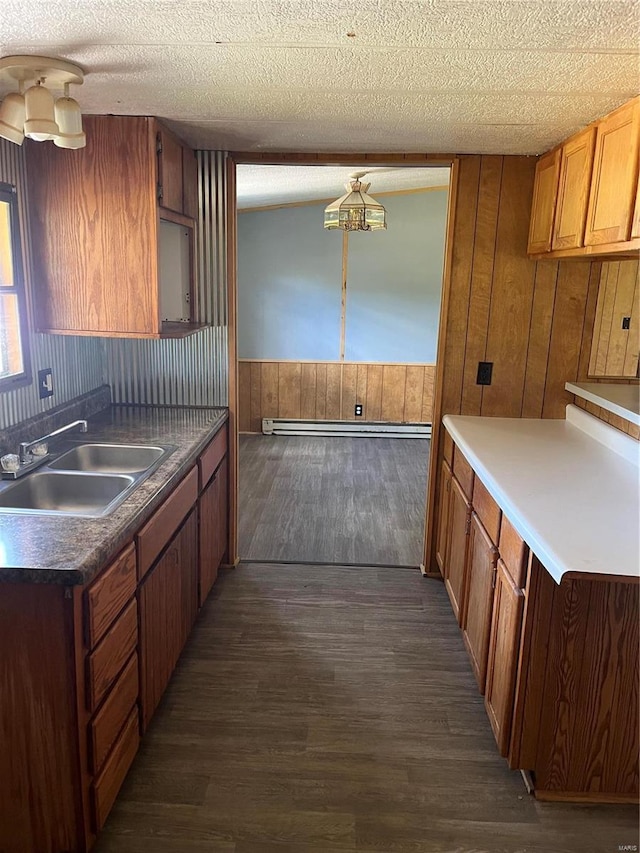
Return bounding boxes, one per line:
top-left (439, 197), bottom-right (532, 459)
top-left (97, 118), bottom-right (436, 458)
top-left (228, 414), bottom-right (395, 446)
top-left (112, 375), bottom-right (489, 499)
top-left (138, 508), bottom-right (198, 730)
top-left (461, 513), bottom-right (498, 692)
top-left (199, 456), bottom-right (228, 605)
top-left (444, 475), bottom-right (471, 624)
top-left (91, 707), bottom-right (139, 831)
top-left (435, 459), bottom-right (451, 572)
top-left (484, 559), bottom-right (525, 756)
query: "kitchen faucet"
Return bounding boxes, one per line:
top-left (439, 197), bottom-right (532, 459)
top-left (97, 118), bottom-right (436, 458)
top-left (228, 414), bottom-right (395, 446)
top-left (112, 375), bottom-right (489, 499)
top-left (19, 419), bottom-right (88, 464)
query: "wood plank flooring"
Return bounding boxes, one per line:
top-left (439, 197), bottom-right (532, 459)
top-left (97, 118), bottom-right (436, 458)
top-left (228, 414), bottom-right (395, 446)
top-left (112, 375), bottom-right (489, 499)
top-left (239, 436), bottom-right (430, 566)
top-left (95, 564), bottom-right (638, 853)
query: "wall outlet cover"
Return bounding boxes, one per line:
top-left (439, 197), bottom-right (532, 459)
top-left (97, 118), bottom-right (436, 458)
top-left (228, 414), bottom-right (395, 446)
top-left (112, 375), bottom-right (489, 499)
top-left (38, 368), bottom-right (54, 399)
top-left (476, 361), bottom-right (493, 386)
top-left (355, 403), bottom-right (363, 417)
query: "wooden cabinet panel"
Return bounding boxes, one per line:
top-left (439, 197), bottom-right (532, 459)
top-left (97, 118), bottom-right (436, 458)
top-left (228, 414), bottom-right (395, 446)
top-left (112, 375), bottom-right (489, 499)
top-left (462, 513), bottom-right (498, 693)
top-left (182, 147), bottom-right (199, 220)
top-left (498, 516), bottom-right (527, 588)
top-left (26, 115), bottom-right (160, 336)
top-left (471, 476), bottom-right (501, 544)
top-left (87, 600), bottom-right (138, 712)
top-left (443, 429), bottom-right (454, 465)
top-left (484, 559), bottom-right (524, 756)
top-left (444, 475), bottom-right (471, 624)
top-left (137, 466), bottom-right (198, 579)
top-left (85, 543), bottom-right (136, 648)
top-left (585, 99), bottom-right (640, 246)
top-left (199, 456), bottom-right (228, 605)
top-left (552, 126), bottom-right (596, 250)
top-left (139, 509), bottom-right (198, 730)
top-left (89, 652), bottom-right (139, 774)
top-left (199, 425), bottom-right (228, 490)
top-left (157, 126), bottom-right (184, 214)
top-left (435, 459), bottom-right (452, 574)
top-left (92, 707), bottom-right (139, 831)
top-left (452, 447), bottom-right (474, 499)
top-left (632, 173), bottom-right (640, 239)
top-left (527, 148), bottom-right (561, 253)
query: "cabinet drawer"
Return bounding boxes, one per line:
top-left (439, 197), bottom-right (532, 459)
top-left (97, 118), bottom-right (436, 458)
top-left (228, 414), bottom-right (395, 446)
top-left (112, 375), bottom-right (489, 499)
top-left (137, 466), bottom-right (198, 580)
top-left (499, 516), bottom-right (527, 589)
top-left (87, 600), bottom-right (138, 712)
top-left (92, 707), bottom-right (139, 831)
top-left (472, 477), bottom-right (501, 545)
top-left (443, 429), bottom-right (454, 466)
top-left (85, 543), bottom-right (137, 649)
top-left (89, 653), bottom-right (139, 774)
top-left (199, 426), bottom-right (228, 491)
top-left (452, 447), bottom-right (474, 499)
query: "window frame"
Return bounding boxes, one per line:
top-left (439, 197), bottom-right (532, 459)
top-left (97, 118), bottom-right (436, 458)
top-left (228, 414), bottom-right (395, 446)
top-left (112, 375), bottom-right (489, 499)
top-left (0, 181), bottom-right (31, 391)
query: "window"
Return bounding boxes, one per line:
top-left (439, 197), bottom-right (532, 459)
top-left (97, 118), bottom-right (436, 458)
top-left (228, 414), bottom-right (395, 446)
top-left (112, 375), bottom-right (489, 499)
top-left (0, 182), bottom-right (30, 388)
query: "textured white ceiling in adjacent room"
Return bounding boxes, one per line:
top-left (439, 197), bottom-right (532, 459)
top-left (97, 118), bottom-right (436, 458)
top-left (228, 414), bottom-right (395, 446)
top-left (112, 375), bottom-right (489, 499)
top-left (1, 0), bottom-right (638, 154)
top-left (236, 165), bottom-right (450, 208)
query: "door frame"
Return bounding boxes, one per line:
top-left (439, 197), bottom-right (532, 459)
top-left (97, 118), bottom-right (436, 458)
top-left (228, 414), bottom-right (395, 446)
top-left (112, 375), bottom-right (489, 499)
top-left (226, 152), bottom-right (460, 572)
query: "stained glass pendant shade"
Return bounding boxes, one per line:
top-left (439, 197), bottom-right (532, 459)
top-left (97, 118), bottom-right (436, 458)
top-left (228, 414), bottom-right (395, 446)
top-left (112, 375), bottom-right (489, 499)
top-left (324, 172), bottom-right (387, 232)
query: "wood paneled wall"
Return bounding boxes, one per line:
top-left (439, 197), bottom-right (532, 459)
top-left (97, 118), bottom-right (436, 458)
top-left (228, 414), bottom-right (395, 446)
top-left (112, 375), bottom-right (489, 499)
top-left (589, 259), bottom-right (639, 378)
top-left (573, 395), bottom-right (640, 440)
top-left (238, 361), bottom-right (435, 432)
top-left (427, 154), bottom-right (606, 572)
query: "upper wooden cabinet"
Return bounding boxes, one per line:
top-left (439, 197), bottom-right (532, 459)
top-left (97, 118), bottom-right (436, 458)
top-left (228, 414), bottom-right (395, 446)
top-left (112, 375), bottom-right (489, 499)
top-left (552, 126), bottom-right (596, 250)
top-left (528, 96), bottom-right (640, 259)
top-left (527, 149), bottom-right (561, 254)
top-left (26, 115), bottom-right (202, 338)
top-left (585, 98), bottom-right (640, 246)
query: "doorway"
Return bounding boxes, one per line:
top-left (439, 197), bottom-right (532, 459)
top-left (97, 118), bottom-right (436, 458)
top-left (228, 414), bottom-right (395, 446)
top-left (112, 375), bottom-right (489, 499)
top-left (231, 161), bottom-right (452, 567)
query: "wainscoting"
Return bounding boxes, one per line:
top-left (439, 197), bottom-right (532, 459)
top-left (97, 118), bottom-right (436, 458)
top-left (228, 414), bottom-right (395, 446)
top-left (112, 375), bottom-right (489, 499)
top-left (238, 360), bottom-right (435, 433)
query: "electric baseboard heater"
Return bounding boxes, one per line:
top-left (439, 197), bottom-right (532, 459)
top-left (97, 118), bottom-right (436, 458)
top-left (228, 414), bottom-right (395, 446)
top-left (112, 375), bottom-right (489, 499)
top-left (262, 419), bottom-right (432, 439)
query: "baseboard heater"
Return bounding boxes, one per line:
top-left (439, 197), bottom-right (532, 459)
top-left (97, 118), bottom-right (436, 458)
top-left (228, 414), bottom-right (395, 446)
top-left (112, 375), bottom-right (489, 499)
top-left (262, 418), bottom-right (432, 439)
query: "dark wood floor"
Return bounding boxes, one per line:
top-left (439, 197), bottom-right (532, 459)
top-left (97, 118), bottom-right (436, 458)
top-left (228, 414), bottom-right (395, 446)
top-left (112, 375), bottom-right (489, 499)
top-left (239, 436), bottom-right (430, 566)
top-left (95, 564), bottom-right (638, 853)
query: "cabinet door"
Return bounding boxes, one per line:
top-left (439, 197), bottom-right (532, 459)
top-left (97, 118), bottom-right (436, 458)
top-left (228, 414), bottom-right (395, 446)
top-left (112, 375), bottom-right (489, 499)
top-left (585, 99), bottom-right (640, 246)
top-left (138, 509), bottom-right (198, 730)
top-left (183, 148), bottom-right (199, 220)
top-left (552, 126), bottom-right (596, 250)
top-left (157, 127), bottom-right (184, 214)
top-left (199, 459), bottom-right (227, 605)
top-left (462, 514), bottom-right (498, 693)
top-left (527, 148), bottom-right (561, 254)
top-left (216, 456), bottom-right (229, 568)
top-left (435, 460), bottom-right (452, 573)
top-left (631, 175), bottom-right (640, 240)
top-left (484, 559), bottom-right (524, 756)
top-left (444, 476), bottom-right (471, 624)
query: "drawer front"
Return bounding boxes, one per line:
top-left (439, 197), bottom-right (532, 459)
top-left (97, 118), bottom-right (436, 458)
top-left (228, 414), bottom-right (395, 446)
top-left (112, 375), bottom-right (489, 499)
top-left (499, 515), bottom-right (527, 588)
top-left (87, 600), bottom-right (138, 712)
top-left (92, 707), bottom-right (139, 831)
top-left (137, 466), bottom-right (198, 580)
top-left (472, 477), bottom-right (501, 545)
top-left (85, 543), bottom-right (137, 649)
top-left (452, 446), bottom-right (474, 499)
top-left (443, 429), bottom-right (454, 466)
top-left (89, 652), bottom-right (139, 774)
top-left (199, 425), bottom-right (228, 491)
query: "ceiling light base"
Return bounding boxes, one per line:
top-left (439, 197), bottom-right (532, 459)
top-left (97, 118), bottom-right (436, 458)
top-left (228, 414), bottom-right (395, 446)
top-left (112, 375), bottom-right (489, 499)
top-left (0, 55), bottom-right (84, 87)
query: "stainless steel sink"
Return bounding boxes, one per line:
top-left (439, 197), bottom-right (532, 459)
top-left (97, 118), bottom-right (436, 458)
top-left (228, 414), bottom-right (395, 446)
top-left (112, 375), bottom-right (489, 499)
top-left (0, 471), bottom-right (134, 517)
top-left (49, 443), bottom-right (166, 474)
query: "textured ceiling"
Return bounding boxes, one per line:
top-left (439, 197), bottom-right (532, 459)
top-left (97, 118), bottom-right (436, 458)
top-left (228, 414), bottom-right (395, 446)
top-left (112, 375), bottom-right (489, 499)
top-left (237, 165), bottom-right (450, 208)
top-left (0, 1), bottom-right (638, 154)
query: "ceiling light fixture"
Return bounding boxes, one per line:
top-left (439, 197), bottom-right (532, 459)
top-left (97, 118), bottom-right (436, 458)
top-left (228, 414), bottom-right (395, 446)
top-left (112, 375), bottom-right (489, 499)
top-left (0, 55), bottom-right (85, 148)
top-left (324, 172), bottom-right (387, 232)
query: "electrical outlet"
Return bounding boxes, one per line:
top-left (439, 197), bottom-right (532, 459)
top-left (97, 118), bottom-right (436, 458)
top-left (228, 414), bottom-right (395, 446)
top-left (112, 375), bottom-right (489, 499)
top-left (622, 317), bottom-right (631, 330)
top-left (476, 361), bottom-right (493, 386)
top-left (38, 368), bottom-right (54, 399)
top-left (354, 403), bottom-right (363, 417)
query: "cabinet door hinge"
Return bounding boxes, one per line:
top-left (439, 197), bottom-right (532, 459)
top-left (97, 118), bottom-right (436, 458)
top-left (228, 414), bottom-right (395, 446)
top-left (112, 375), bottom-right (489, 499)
top-left (465, 514), bottom-right (471, 536)
top-left (491, 566), bottom-right (498, 589)
top-left (156, 134), bottom-right (163, 155)
top-left (157, 182), bottom-right (163, 202)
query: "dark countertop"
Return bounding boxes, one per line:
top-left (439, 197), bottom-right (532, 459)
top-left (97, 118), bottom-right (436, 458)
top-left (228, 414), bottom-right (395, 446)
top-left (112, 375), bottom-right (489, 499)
top-left (0, 405), bottom-right (228, 585)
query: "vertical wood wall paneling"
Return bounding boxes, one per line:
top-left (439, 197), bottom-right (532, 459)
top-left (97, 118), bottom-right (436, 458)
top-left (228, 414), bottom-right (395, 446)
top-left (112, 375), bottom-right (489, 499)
top-left (0, 140), bottom-right (104, 429)
top-left (238, 361), bottom-right (436, 430)
top-left (106, 151), bottom-right (229, 408)
top-left (589, 260), bottom-right (640, 378)
top-left (425, 154), bottom-right (605, 573)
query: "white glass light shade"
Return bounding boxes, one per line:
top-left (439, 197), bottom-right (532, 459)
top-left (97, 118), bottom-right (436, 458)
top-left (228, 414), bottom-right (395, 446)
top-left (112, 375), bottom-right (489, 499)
top-left (0, 92), bottom-right (26, 145)
top-left (24, 83), bottom-right (59, 141)
top-left (324, 179), bottom-right (386, 232)
top-left (53, 96), bottom-right (86, 149)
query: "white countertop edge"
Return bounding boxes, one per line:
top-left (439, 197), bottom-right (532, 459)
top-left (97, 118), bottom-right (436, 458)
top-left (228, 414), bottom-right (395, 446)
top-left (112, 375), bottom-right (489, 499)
top-left (566, 404), bottom-right (640, 466)
top-left (566, 381), bottom-right (640, 427)
top-left (442, 407), bottom-right (639, 585)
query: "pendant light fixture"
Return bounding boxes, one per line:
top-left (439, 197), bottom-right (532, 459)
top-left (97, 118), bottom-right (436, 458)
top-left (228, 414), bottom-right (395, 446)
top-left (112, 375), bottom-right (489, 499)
top-left (324, 172), bottom-right (387, 232)
top-left (0, 55), bottom-right (85, 149)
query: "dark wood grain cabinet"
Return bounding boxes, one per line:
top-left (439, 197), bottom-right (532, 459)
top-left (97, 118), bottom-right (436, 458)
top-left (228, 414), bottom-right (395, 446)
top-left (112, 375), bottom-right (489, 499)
top-left (443, 473), bottom-right (471, 624)
top-left (26, 115), bottom-right (201, 338)
top-left (434, 459), bottom-right (451, 573)
top-left (199, 456), bottom-right (228, 605)
top-left (462, 512), bottom-right (498, 692)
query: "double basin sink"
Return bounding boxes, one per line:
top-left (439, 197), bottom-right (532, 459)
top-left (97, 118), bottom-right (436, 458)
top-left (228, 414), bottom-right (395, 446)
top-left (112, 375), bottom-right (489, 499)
top-left (0, 443), bottom-right (176, 517)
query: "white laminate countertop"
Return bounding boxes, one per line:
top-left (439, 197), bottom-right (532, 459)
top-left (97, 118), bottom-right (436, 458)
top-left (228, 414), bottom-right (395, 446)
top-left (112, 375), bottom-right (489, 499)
top-left (566, 381), bottom-right (640, 426)
top-left (443, 405), bottom-right (640, 584)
